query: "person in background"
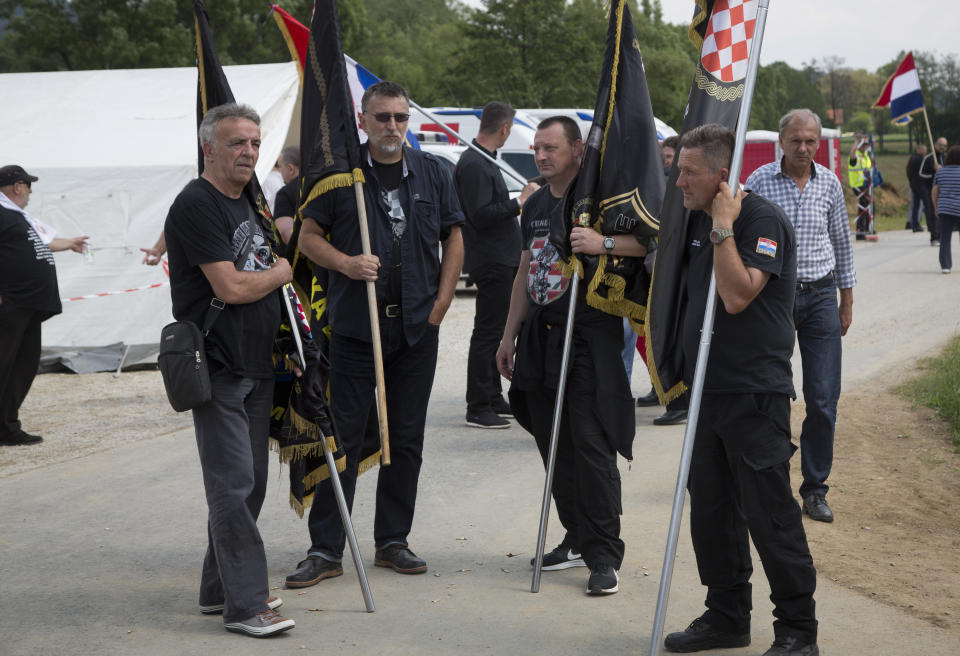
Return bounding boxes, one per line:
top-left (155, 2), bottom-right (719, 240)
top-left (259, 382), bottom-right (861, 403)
top-left (0, 165), bottom-right (88, 447)
top-left (270, 145), bottom-right (302, 247)
top-left (455, 101), bottom-right (539, 429)
top-left (906, 143), bottom-right (929, 232)
top-left (932, 145), bottom-right (960, 273)
top-left (920, 136), bottom-right (948, 246)
top-left (746, 108), bottom-right (856, 524)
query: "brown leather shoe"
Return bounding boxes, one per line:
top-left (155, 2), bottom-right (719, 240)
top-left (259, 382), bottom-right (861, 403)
top-left (285, 556), bottom-right (344, 588)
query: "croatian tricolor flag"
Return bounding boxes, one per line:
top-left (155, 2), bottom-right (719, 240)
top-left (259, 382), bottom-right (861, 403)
top-left (874, 51), bottom-right (925, 123)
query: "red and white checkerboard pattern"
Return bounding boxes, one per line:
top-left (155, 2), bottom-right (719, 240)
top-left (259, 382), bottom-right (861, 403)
top-left (700, 0), bottom-right (757, 83)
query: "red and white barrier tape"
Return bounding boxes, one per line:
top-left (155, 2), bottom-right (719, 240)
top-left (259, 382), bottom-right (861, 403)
top-left (62, 281), bottom-right (169, 303)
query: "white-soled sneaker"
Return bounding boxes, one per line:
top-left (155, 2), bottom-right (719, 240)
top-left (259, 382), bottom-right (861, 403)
top-left (200, 596), bottom-right (282, 615)
top-left (224, 609), bottom-right (294, 637)
top-left (586, 566), bottom-right (619, 595)
top-left (530, 544), bottom-right (586, 571)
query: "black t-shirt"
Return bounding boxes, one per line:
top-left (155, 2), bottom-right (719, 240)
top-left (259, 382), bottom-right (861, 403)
top-left (164, 178), bottom-right (280, 379)
top-left (681, 192), bottom-right (797, 396)
top-left (273, 179), bottom-right (298, 218)
top-left (519, 185), bottom-right (602, 324)
top-left (0, 205), bottom-right (61, 319)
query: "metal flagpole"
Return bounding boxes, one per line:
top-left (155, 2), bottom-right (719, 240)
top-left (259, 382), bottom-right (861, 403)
top-left (648, 1), bottom-right (770, 652)
top-left (408, 101), bottom-right (529, 186)
top-left (531, 265), bottom-right (582, 593)
top-left (279, 283), bottom-right (376, 612)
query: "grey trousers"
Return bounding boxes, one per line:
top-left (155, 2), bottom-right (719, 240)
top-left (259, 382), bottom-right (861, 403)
top-left (192, 369), bottom-right (273, 623)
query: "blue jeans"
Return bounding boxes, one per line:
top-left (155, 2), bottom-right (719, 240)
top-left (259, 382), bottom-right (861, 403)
top-left (938, 214), bottom-right (958, 270)
top-left (794, 286), bottom-right (842, 499)
top-left (306, 324), bottom-right (439, 561)
top-left (621, 318), bottom-right (637, 381)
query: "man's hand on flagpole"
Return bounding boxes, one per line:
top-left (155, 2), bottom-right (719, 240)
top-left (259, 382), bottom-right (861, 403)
top-left (710, 182), bottom-right (745, 228)
top-left (570, 226), bottom-right (604, 254)
top-left (342, 253), bottom-right (380, 281)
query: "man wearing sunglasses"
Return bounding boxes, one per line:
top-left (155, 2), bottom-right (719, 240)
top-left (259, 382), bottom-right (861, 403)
top-left (0, 165), bottom-right (89, 446)
top-left (290, 81), bottom-right (464, 586)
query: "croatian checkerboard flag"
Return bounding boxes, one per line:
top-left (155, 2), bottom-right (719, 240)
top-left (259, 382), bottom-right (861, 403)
top-left (874, 51), bottom-right (925, 123)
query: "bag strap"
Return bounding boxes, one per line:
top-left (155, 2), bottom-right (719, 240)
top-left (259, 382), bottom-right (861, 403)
top-left (200, 202), bottom-right (259, 337)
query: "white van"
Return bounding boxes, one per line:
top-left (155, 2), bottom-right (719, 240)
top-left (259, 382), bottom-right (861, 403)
top-left (410, 107), bottom-right (540, 181)
top-left (521, 108), bottom-right (678, 142)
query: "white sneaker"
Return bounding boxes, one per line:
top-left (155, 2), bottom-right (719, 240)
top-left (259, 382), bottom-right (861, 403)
top-left (943, 269), bottom-right (951, 274)
top-left (224, 609), bottom-right (294, 637)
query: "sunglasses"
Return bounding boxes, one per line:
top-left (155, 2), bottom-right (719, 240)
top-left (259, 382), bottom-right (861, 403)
top-left (366, 112), bottom-right (410, 124)
top-left (17, 180), bottom-right (31, 190)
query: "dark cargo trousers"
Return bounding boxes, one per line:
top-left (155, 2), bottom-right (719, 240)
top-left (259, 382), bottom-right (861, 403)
top-left (192, 370), bottom-right (273, 624)
top-left (689, 392), bottom-right (817, 644)
top-left (523, 337), bottom-right (625, 570)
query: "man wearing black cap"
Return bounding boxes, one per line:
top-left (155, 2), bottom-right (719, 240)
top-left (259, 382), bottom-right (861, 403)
top-left (0, 165), bottom-right (89, 446)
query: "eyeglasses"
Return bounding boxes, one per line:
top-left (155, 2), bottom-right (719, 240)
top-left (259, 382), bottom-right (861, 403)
top-left (366, 112), bottom-right (410, 124)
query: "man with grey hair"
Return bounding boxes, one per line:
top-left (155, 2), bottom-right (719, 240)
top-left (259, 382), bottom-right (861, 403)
top-left (745, 108), bottom-right (856, 525)
top-left (164, 102), bottom-right (295, 637)
top-left (664, 124), bottom-right (818, 656)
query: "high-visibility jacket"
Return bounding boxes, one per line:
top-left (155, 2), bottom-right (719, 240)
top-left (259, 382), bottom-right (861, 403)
top-left (848, 150), bottom-right (872, 188)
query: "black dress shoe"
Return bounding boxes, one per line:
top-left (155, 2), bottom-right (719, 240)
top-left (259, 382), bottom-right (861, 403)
top-left (802, 494), bottom-right (834, 523)
top-left (636, 388), bottom-right (660, 407)
top-left (0, 430), bottom-right (43, 446)
top-left (653, 409), bottom-right (687, 425)
top-left (762, 635), bottom-right (819, 655)
top-left (284, 556), bottom-right (343, 588)
top-left (664, 617), bottom-right (750, 653)
top-left (374, 544), bottom-right (427, 574)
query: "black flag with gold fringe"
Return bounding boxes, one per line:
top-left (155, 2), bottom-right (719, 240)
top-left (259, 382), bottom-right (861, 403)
top-left (645, 0), bottom-right (759, 403)
top-left (193, 0), bottom-right (273, 226)
top-left (564, 0), bottom-right (664, 336)
top-left (280, 0), bottom-right (381, 517)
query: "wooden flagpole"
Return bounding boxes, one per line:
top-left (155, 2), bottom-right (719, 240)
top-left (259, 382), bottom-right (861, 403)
top-left (353, 181), bottom-right (391, 466)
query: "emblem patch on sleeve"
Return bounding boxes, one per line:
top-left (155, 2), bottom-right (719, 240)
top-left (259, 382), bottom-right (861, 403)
top-left (756, 237), bottom-right (777, 258)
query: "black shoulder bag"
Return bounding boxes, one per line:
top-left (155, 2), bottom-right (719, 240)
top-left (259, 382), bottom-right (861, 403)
top-left (158, 298), bottom-right (225, 412)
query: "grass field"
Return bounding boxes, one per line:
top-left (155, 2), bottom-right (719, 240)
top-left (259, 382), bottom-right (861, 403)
top-left (898, 334), bottom-right (960, 450)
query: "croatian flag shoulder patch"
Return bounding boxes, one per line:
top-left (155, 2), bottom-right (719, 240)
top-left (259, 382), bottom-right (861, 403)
top-left (756, 237), bottom-right (777, 258)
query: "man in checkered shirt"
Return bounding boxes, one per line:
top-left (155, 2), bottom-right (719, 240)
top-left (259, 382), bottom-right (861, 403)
top-left (745, 108), bottom-right (856, 525)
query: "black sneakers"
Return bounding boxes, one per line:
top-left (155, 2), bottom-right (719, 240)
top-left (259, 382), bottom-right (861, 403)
top-left (762, 636), bottom-right (819, 655)
top-left (586, 566), bottom-right (619, 595)
top-left (529, 543), bottom-right (586, 571)
top-left (465, 408), bottom-right (510, 429)
top-left (200, 596), bottom-right (282, 615)
top-left (802, 494), bottom-right (834, 523)
top-left (664, 617), bottom-right (751, 652)
top-left (489, 396), bottom-right (514, 417)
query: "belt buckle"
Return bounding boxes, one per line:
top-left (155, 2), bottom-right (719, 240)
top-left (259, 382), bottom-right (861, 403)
top-left (384, 304), bottom-right (401, 318)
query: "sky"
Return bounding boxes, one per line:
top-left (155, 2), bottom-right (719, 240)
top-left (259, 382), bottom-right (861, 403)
top-left (656, 0), bottom-right (956, 72)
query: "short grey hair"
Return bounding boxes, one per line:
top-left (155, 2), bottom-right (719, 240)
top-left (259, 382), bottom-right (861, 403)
top-left (779, 109), bottom-right (822, 138)
top-left (198, 103), bottom-right (261, 147)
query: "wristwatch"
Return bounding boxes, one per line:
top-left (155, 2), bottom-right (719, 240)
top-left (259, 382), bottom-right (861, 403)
top-left (709, 227), bottom-right (735, 244)
top-left (603, 236), bottom-right (616, 253)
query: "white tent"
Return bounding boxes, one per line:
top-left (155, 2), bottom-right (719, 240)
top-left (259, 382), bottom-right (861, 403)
top-left (1, 62), bottom-right (299, 365)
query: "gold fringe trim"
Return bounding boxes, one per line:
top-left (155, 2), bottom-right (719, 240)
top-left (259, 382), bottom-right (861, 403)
top-left (298, 170), bottom-right (365, 214)
top-left (358, 450), bottom-right (383, 476)
top-left (561, 255), bottom-right (584, 280)
top-left (289, 490), bottom-right (313, 518)
top-left (302, 454), bottom-right (347, 491)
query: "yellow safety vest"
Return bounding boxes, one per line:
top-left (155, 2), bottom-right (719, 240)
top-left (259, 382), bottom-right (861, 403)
top-left (848, 150), bottom-right (872, 188)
